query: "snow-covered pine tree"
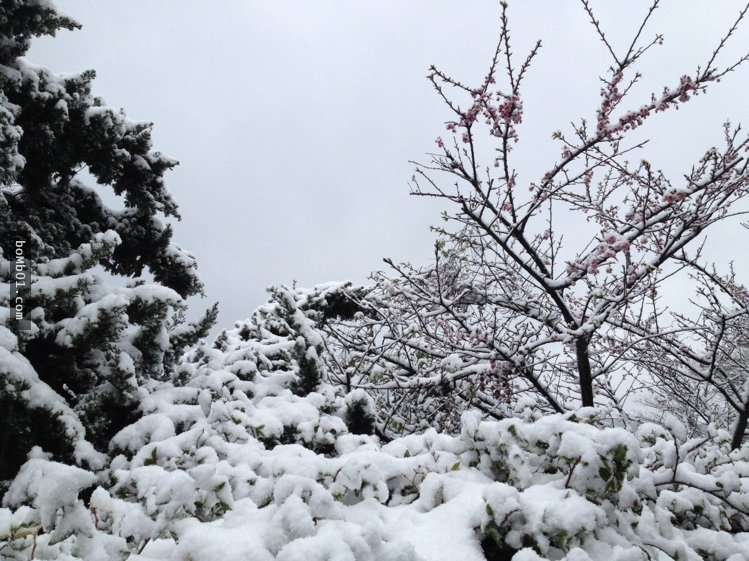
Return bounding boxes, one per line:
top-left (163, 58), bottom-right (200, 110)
top-left (215, 285), bottom-right (328, 398)
top-left (0, 0), bottom-right (215, 485)
top-left (210, 283), bottom-right (377, 437)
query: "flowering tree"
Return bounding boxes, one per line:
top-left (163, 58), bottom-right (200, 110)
top-left (614, 254), bottom-right (749, 449)
top-left (330, 1), bottom-right (749, 422)
top-left (323, 266), bottom-right (518, 435)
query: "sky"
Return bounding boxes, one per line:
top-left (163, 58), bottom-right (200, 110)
top-left (29, 1), bottom-right (749, 330)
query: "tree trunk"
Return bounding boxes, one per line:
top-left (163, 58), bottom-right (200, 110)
top-left (575, 338), bottom-right (595, 407)
top-left (731, 399), bottom-right (749, 450)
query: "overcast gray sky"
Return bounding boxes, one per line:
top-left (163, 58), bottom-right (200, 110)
top-left (29, 1), bottom-right (749, 329)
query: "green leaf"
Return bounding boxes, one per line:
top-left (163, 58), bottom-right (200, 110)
top-left (598, 465), bottom-right (611, 481)
top-left (144, 447), bottom-right (158, 466)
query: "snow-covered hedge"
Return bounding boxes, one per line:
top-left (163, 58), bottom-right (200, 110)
top-left (2, 303), bottom-right (749, 561)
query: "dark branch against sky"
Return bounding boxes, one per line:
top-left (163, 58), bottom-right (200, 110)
top-left (30, 0), bottom-right (749, 329)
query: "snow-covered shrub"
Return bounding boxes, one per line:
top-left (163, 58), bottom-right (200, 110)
top-left (213, 285), bottom-right (328, 398)
top-left (4, 301), bottom-right (748, 561)
top-left (475, 416), bottom-right (749, 561)
top-left (4, 285), bottom-right (744, 561)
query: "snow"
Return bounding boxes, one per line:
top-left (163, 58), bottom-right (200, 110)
top-left (3, 455), bottom-right (97, 541)
top-left (2, 288), bottom-right (749, 561)
top-left (0, 328), bottom-right (93, 460)
top-left (5, 315), bottom-right (749, 561)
